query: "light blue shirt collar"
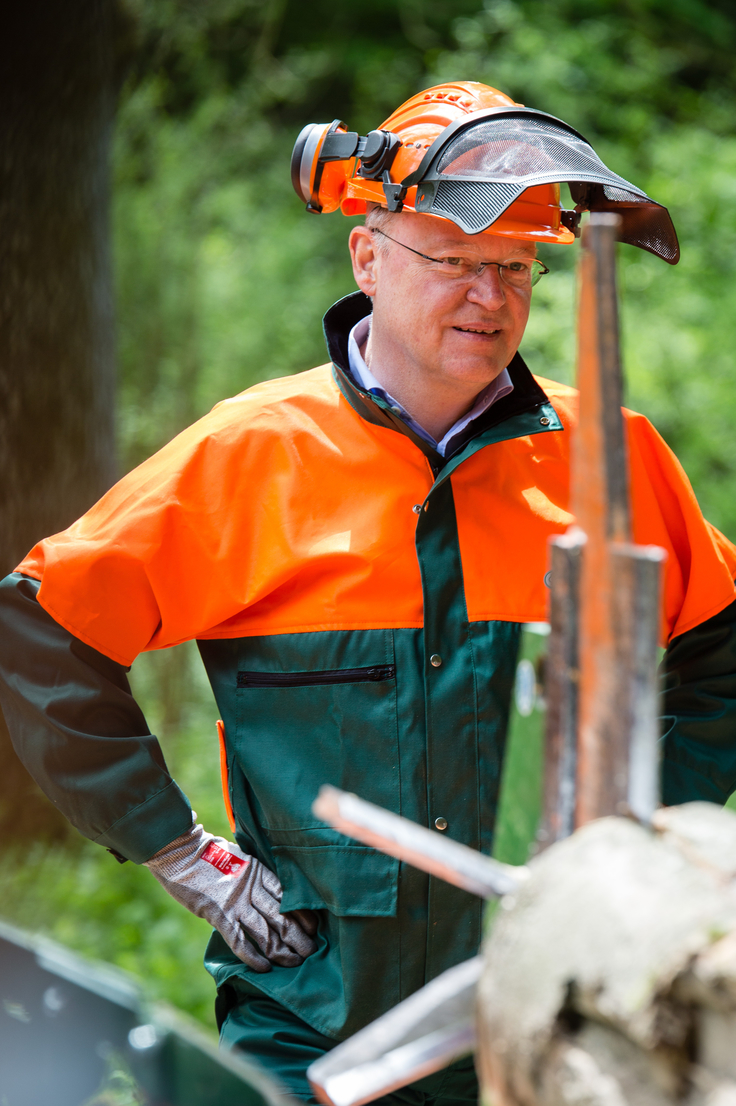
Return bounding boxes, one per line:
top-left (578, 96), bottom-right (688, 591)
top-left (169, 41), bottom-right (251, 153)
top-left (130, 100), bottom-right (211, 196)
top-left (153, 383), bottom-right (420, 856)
top-left (347, 315), bottom-right (514, 457)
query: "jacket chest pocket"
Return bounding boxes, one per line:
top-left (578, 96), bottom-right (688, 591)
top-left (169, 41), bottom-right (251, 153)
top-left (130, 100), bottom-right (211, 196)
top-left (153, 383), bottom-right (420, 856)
top-left (237, 664), bottom-right (395, 689)
top-left (232, 630), bottom-right (400, 840)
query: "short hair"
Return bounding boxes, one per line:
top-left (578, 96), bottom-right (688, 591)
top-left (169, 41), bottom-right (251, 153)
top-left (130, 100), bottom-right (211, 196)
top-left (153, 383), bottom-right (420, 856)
top-left (364, 203), bottom-right (396, 252)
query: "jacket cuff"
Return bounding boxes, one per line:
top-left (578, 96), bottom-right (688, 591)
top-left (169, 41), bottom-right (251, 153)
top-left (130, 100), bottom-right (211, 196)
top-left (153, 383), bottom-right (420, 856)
top-left (93, 779), bottom-right (194, 864)
top-left (661, 754), bottom-right (730, 807)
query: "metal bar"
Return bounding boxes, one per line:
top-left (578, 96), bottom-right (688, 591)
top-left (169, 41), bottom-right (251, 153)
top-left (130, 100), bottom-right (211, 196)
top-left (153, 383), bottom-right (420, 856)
top-left (312, 786), bottom-right (527, 899)
top-left (594, 218), bottom-right (630, 544)
top-left (308, 957), bottom-right (482, 1106)
top-left (540, 528), bottom-right (585, 848)
top-left (610, 542), bottom-right (665, 823)
top-left (573, 213), bottom-right (632, 825)
top-left (571, 213), bottom-right (666, 826)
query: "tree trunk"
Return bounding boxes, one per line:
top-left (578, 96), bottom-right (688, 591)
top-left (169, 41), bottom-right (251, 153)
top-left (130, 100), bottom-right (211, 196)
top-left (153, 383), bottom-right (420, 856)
top-left (0, 1), bottom-right (129, 840)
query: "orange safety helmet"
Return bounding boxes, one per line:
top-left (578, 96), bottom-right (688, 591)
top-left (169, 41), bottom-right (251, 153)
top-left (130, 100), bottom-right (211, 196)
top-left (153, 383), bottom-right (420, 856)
top-left (291, 81), bottom-right (679, 263)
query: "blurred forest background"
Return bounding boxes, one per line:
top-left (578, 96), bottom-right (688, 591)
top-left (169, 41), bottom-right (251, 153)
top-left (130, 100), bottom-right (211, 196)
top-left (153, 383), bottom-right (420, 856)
top-left (2, 0), bottom-right (736, 1030)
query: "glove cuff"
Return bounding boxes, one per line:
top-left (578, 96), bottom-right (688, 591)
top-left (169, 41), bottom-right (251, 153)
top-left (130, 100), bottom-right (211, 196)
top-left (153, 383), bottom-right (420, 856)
top-left (145, 819), bottom-right (250, 883)
top-left (145, 817), bottom-right (205, 876)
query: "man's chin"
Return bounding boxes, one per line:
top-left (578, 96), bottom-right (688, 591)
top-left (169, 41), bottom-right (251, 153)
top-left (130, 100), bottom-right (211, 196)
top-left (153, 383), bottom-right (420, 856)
top-left (441, 337), bottom-right (513, 379)
top-left (438, 358), bottom-right (511, 388)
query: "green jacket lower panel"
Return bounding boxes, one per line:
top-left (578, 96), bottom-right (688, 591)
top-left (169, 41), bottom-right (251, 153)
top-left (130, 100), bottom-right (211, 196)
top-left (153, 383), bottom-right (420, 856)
top-left (198, 619), bottom-right (518, 1040)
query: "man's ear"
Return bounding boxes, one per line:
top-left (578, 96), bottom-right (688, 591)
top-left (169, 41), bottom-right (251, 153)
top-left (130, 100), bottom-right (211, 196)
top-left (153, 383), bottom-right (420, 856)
top-left (349, 226), bottom-right (380, 297)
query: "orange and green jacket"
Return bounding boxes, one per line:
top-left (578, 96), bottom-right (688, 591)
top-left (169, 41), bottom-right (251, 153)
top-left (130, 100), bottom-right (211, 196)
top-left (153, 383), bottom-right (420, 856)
top-left (2, 291), bottom-right (736, 1041)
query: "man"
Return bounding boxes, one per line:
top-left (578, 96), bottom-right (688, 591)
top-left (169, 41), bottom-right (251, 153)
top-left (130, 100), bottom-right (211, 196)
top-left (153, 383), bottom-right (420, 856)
top-left (2, 81), bottom-right (736, 1105)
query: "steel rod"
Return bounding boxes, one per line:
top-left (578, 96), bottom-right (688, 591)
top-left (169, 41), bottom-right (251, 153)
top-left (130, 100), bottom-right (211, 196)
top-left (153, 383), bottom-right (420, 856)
top-left (571, 213), bottom-right (665, 826)
top-left (611, 542), bottom-right (665, 823)
top-left (540, 527), bottom-right (585, 847)
top-left (574, 213), bottom-right (631, 824)
top-left (312, 786), bottom-right (527, 899)
top-left (308, 957), bottom-right (482, 1106)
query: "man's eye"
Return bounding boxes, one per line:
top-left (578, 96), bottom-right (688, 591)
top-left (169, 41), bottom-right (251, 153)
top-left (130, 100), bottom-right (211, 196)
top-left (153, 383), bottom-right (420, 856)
top-left (442, 257), bottom-right (466, 267)
top-left (506, 260), bottom-right (529, 272)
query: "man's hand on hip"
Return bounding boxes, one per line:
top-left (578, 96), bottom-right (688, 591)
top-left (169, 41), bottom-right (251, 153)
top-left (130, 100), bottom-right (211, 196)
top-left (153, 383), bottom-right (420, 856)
top-left (145, 819), bottom-right (318, 973)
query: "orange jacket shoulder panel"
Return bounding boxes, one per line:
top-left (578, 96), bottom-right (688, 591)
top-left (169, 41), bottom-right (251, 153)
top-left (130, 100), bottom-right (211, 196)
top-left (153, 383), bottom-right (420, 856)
top-left (18, 366), bottom-right (430, 665)
top-left (18, 369), bottom-right (736, 662)
top-left (455, 377), bottom-right (736, 641)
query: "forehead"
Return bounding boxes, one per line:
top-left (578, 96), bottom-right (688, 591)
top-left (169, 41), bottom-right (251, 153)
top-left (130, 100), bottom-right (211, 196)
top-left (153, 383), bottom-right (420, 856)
top-left (388, 211), bottom-right (535, 256)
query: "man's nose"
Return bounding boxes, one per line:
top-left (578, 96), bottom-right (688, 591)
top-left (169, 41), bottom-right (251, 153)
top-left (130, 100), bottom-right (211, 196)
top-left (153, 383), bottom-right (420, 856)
top-left (465, 264), bottom-right (507, 309)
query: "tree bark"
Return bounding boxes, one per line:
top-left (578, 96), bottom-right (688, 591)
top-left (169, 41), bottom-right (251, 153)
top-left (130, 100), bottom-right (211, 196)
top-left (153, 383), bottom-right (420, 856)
top-left (0, 1), bottom-right (129, 840)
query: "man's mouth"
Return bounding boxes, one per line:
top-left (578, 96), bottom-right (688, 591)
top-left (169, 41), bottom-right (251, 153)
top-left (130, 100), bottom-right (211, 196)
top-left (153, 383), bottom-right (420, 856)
top-left (453, 326), bottom-right (500, 335)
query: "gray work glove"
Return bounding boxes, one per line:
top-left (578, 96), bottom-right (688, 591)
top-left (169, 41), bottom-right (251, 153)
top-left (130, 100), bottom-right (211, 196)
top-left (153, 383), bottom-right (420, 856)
top-left (145, 820), bottom-right (318, 973)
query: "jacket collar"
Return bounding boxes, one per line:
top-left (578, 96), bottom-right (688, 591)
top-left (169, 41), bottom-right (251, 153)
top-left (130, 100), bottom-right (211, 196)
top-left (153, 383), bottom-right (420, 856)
top-left (323, 290), bottom-right (559, 471)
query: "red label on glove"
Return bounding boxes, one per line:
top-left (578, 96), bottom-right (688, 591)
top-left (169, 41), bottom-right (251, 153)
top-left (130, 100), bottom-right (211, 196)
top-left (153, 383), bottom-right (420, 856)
top-left (201, 841), bottom-right (248, 876)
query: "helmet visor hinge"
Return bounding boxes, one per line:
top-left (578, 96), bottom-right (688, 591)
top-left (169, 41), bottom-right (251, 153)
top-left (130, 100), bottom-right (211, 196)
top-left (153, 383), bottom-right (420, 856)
top-left (415, 181), bottom-right (438, 211)
top-left (561, 209), bottom-right (582, 237)
top-left (357, 130), bottom-right (402, 181)
top-left (381, 171), bottom-right (407, 212)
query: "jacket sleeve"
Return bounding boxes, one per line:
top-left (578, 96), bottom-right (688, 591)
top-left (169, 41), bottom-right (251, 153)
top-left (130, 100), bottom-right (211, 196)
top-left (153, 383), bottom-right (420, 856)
top-left (661, 593), bottom-right (736, 806)
top-left (0, 572), bottom-right (193, 863)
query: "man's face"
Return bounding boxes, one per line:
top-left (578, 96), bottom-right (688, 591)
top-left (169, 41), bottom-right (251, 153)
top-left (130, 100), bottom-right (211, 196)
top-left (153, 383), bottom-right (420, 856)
top-left (349, 212), bottom-right (535, 391)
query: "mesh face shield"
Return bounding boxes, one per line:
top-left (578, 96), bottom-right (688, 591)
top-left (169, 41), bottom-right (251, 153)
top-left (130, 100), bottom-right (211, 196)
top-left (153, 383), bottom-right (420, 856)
top-left (403, 110), bottom-right (679, 263)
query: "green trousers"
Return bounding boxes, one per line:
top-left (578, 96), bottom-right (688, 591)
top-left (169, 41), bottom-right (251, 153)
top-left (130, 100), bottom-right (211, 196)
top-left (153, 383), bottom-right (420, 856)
top-left (216, 978), bottom-right (479, 1105)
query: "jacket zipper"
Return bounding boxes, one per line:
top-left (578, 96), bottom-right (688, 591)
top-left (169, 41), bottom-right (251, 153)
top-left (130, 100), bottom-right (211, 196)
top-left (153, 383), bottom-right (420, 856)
top-left (237, 664), bottom-right (396, 689)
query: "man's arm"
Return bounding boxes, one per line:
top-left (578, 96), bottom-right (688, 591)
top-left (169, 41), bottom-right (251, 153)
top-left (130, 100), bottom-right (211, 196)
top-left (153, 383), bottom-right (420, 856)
top-left (0, 572), bottom-right (193, 862)
top-left (0, 572), bottom-right (317, 970)
top-left (661, 594), bottom-right (736, 806)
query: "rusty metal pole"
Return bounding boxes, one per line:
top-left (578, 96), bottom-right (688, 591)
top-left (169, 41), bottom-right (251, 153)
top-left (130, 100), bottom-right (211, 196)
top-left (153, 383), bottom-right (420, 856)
top-left (573, 213), bottom-right (632, 825)
top-left (542, 212), bottom-right (665, 838)
top-left (610, 542), bottom-right (665, 823)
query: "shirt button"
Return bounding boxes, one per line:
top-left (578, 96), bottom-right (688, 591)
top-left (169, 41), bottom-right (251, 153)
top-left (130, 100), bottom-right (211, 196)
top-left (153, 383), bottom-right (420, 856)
top-left (412, 504), bottom-right (422, 514)
top-left (391, 406), bottom-right (402, 414)
top-left (430, 654), bottom-right (442, 667)
top-left (434, 817), bottom-right (448, 831)
top-left (540, 416), bottom-right (550, 426)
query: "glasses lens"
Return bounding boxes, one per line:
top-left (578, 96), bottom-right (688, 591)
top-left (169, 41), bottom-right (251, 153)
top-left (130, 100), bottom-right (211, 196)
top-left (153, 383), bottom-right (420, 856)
top-left (498, 260), bottom-right (530, 288)
top-left (529, 260), bottom-right (548, 287)
top-left (424, 254), bottom-right (548, 287)
top-left (493, 259), bottom-right (549, 288)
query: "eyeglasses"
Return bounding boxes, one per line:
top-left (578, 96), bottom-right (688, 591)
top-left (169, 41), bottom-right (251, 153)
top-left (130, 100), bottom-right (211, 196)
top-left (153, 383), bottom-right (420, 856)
top-left (370, 227), bottom-right (550, 288)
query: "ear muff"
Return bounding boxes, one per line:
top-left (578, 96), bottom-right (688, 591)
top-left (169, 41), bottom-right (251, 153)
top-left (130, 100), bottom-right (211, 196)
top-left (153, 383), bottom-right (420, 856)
top-left (290, 119), bottom-right (359, 214)
top-left (290, 122), bottom-right (331, 206)
top-left (290, 122), bottom-right (401, 214)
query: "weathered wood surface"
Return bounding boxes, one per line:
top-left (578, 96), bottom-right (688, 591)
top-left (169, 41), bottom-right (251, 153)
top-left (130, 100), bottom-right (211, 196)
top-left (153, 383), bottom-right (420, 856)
top-left (477, 802), bottom-right (736, 1106)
